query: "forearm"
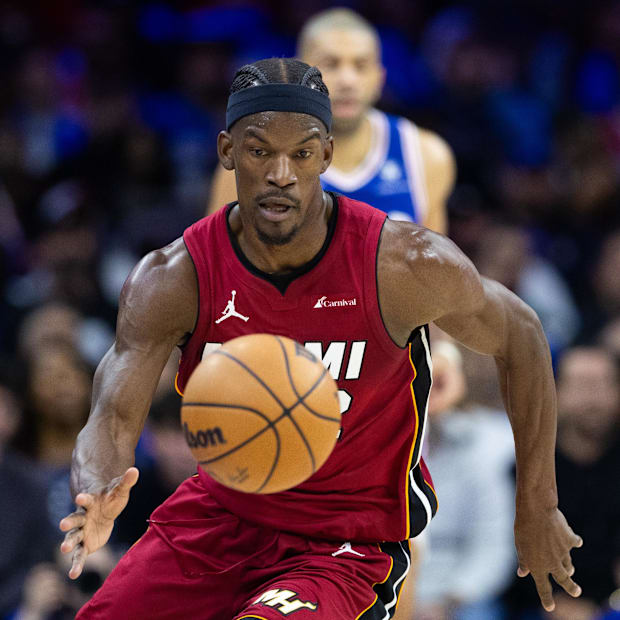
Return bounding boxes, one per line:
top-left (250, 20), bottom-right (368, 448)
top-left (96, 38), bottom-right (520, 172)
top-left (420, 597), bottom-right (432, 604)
top-left (70, 409), bottom-right (139, 498)
top-left (496, 307), bottom-right (558, 509)
top-left (70, 346), bottom-right (162, 497)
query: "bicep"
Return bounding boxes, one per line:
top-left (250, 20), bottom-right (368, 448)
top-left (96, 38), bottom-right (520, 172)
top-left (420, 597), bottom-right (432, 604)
top-left (206, 165), bottom-right (237, 215)
top-left (90, 243), bottom-right (196, 429)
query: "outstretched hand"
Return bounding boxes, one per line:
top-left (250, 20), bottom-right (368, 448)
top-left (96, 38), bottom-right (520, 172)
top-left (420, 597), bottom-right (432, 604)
top-left (59, 467), bottom-right (139, 579)
top-left (514, 505), bottom-right (583, 612)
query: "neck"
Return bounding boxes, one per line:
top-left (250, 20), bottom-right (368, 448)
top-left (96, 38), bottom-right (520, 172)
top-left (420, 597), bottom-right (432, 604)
top-left (330, 113), bottom-right (373, 173)
top-left (233, 190), bottom-right (332, 274)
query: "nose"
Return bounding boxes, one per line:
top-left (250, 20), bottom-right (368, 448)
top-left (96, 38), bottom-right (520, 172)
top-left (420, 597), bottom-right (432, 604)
top-left (333, 63), bottom-right (358, 90)
top-left (265, 153), bottom-right (297, 188)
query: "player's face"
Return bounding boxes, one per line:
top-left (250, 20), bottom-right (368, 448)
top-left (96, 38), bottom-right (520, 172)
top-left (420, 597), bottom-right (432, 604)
top-left (218, 111), bottom-right (333, 246)
top-left (303, 29), bottom-right (385, 132)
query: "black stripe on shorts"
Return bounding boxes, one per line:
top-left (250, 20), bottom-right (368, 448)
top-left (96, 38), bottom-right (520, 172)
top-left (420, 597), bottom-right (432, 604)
top-left (358, 541), bottom-right (411, 619)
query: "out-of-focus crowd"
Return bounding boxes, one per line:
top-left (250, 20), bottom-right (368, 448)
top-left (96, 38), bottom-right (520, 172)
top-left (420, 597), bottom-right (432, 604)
top-left (0, 2), bottom-right (618, 620)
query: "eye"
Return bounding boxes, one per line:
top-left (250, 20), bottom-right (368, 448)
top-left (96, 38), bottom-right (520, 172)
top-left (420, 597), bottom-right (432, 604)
top-left (250, 148), bottom-right (267, 157)
top-left (297, 149), bottom-right (312, 159)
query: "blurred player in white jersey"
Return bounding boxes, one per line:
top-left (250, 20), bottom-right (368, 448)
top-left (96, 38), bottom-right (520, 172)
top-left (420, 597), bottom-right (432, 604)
top-left (207, 8), bottom-right (455, 237)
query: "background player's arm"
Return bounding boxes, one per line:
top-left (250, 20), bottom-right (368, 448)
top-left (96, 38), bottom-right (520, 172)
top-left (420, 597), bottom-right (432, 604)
top-left (378, 222), bottom-right (582, 612)
top-left (206, 163), bottom-right (237, 214)
top-left (60, 238), bottom-right (197, 578)
top-left (416, 129), bottom-right (456, 235)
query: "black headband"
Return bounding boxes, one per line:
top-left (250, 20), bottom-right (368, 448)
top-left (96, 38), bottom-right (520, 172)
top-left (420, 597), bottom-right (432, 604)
top-left (226, 83), bottom-right (332, 132)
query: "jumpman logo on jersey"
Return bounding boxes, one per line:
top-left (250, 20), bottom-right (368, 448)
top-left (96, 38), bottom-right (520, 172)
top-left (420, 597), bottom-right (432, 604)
top-left (331, 542), bottom-right (365, 558)
top-left (215, 290), bottom-right (249, 324)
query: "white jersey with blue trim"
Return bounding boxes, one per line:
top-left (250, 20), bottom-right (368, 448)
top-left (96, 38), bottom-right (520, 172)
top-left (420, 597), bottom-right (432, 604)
top-left (321, 109), bottom-right (428, 223)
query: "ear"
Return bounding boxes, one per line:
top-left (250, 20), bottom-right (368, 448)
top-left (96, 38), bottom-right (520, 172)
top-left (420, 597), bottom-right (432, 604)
top-left (320, 135), bottom-right (334, 174)
top-left (217, 131), bottom-right (235, 170)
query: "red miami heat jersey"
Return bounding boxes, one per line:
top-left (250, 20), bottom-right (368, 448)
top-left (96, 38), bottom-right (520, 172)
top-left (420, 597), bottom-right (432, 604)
top-left (176, 195), bottom-right (437, 543)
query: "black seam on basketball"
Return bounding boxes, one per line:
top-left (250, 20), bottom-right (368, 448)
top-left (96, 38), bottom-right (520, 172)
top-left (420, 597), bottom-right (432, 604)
top-left (294, 373), bottom-right (341, 422)
top-left (274, 338), bottom-right (340, 422)
top-left (254, 423), bottom-right (281, 493)
top-left (275, 336), bottom-right (316, 472)
top-left (192, 403), bottom-right (280, 465)
top-left (213, 349), bottom-right (287, 410)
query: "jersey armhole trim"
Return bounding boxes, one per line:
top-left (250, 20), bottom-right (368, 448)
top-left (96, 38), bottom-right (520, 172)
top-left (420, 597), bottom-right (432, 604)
top-left (181, 236), bottom-right (200, 340)
top-left (363, 213), bottom-right (407, 359)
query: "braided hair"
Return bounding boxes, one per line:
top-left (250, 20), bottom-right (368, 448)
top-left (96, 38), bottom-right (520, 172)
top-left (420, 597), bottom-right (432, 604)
top-left (230, 57), bottom-right (329, 96)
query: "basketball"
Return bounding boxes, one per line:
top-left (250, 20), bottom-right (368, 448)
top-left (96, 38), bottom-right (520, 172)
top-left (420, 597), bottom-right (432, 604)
top-left (181, 333), bottom-right (341, 494)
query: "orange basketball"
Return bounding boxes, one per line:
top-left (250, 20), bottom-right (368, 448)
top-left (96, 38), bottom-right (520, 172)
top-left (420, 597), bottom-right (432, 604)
top-left (181, 333), bottom-right (341, 494)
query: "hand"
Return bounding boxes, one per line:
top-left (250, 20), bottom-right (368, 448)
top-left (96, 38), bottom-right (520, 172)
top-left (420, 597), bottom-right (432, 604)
top-left (515, 506), bottom-right (583, 612)
top-left (59, 467), bottom-right (139, 579)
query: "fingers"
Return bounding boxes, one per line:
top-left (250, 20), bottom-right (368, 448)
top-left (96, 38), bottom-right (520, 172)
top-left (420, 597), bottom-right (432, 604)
top-left (561, 555), bottom-right (575, 577)
top-left (552, 569), bottom-right (582, 599)
top-left (107, 467), bottom-right (140, 499)
top-left (532, 574), bottom-right (555, 612)
top-left (68, 543), bottom-right (88, 580)
top-left (573, 534), bottom-right (583, 548)
top-left (75, 493), bottom-right (96, 510)
top-left (119, 467), bottom-right (140, 491)
top-left (60, 527), bottom-right (84, 554)
top-left (517, 564), bottom-right (530, 578)
top-left (59, 509), bottom-right (87, 532)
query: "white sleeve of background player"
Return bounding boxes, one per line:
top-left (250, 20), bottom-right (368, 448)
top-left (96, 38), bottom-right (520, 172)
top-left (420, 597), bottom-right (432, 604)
top-left (449, 423), bottom-right (517, 603)
top-left (397, 118), bottom-right (429, 225)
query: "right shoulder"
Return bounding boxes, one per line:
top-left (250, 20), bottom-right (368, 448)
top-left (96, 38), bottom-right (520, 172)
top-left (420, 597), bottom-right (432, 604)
top-left (117, 237), bottom-right (198, 346)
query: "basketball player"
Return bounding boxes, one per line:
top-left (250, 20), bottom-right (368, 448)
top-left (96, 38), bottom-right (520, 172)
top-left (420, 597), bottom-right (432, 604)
top-left (60, 59), bottom-right (582, 620)
top-left (207, 9), bottom-right (454, 234)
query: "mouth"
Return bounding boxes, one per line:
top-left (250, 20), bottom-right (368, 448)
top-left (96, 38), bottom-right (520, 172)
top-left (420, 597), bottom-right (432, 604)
top-left (331, 98), bottom-right (362, 115)
top-left (258, 198), bottom-right (296, 222)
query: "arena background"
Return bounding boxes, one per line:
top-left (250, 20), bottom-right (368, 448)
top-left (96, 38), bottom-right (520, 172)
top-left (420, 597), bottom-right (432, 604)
top-left (0, 2), bottom-right (618, 619)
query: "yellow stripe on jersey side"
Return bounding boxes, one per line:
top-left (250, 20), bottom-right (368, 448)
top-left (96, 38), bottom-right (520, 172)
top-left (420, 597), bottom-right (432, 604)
top-left (355, 550), bottom-right (395, 620)
top-left (237, 615), bottom-right (270, 620)
top-left (403, 342), bottom-right (419, 540)
top-left (174, 372), bottom-right (184, 397)
top-left (424, 478), bottom-right (438, 505)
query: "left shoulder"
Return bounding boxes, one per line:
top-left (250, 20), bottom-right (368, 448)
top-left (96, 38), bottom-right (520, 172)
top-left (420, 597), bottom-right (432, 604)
top-left (417, 126), bottom-right (456, 176)
top-left (377, 220), bottom-right (484, 342)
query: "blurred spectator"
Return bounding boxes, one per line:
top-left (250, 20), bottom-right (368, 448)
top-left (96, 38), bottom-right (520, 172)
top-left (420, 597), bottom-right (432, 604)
top-left (474, 222), bottom-right (580, 359)
top-left (555, 348), bottom-right (620, 608)
top-left (592, 231), bottom-right (620, 322)
top-left (0, 379), bottom-right (55, 619)
top-left (415, 340), bottom-right (515, 620)
top-left (113, 391), bottom-right (195, 549)
top-left (599, 317), bottom-right (620, 361)
top-left (504, 346), bottom-right (620, 619)
top-left (12, 547), bottom-right (119, 620)
top-left (11, 340), bottom-right (92, 539)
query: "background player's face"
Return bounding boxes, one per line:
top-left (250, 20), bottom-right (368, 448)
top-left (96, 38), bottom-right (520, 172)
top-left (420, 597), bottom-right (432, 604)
top-left (219, 111), bottom-right (332, 245)
top-left (557, 349), bottom-right (619, 439)
top-left (303, 29), bottom-right (385, 133)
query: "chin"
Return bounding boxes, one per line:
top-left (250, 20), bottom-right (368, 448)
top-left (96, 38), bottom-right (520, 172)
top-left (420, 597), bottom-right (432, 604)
top-left (256, 224), bottom-right (299, 246)
top-left (332, 114), bottom-right (366, 134)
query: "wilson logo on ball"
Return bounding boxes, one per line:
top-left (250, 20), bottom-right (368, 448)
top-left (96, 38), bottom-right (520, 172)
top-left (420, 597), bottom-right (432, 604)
top-left (183, 423), bottom-right (227, 448)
